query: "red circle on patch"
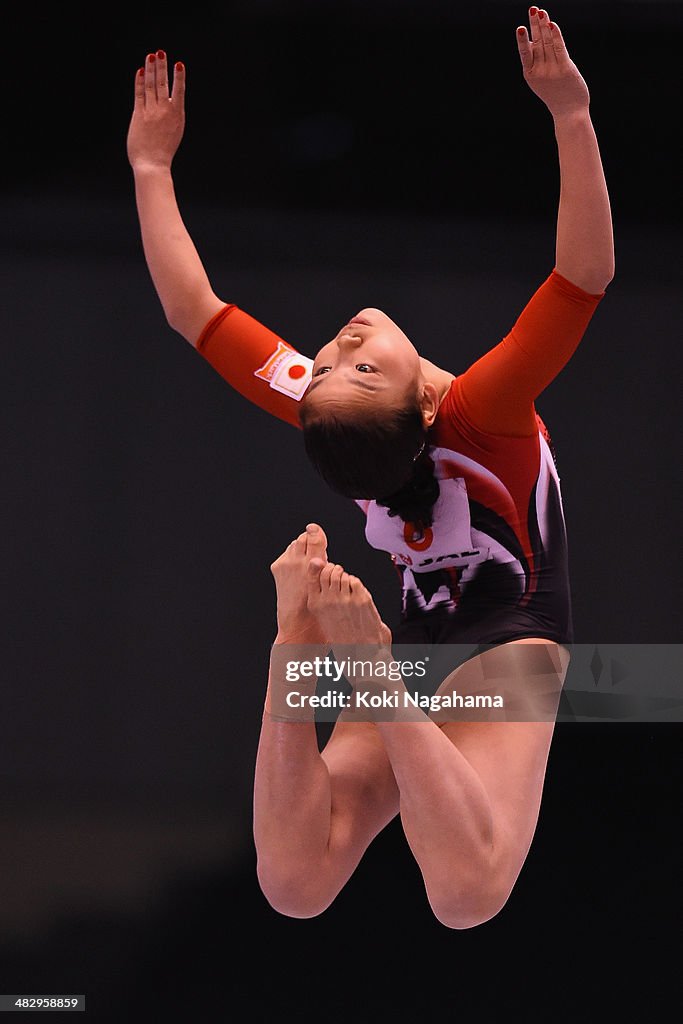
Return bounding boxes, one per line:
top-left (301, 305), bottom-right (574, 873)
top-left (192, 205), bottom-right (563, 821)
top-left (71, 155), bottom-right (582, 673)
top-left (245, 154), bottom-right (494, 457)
top-left (403, 522), bottom-right (433, 552)
top-left (288, 364), bottom-right (306, 379)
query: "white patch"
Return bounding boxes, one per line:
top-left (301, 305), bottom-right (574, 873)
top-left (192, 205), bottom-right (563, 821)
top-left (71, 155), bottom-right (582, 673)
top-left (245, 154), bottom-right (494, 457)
top-left (254, 345), bottom-right (314, 401)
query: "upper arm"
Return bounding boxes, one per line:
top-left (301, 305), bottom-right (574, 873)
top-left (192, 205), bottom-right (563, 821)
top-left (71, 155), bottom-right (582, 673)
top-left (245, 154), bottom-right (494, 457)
top-left (190, 299), bottom-right (314, 429)
top-left (456, 270), bottom-right (606, 437)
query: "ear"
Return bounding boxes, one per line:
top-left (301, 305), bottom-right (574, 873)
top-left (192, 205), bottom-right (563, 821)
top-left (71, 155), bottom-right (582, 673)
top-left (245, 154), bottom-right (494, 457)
top-left (419, 381), bottom-right (440, 428)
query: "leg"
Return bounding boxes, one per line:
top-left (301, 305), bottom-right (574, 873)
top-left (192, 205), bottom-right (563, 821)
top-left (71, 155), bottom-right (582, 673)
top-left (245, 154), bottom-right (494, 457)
top-left (253, 526), bottom-right (399, 918)
top-left (306, 558), bottom-right (569, 929)
top-left (393, 640), bottom-right (570, 929)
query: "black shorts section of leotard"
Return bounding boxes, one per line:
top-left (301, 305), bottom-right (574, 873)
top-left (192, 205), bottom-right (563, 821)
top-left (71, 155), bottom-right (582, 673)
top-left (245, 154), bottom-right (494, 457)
top-left (391, 591), bottom-right (572, 697)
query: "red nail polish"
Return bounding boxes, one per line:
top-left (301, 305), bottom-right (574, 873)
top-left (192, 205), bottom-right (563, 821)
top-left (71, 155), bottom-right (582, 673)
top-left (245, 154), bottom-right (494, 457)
top-left (157, 50), bottom-right (165, 59)
top-left (517, 27), bottom-right (525, 35)
top-left (538, 10), bottom-right (545, 19)
top-left (175, 61), bottom-right (184, 72)
top-left (149, 53), bottom-right (156, 63)
top-left (138, 68), bottom-right (144, 77)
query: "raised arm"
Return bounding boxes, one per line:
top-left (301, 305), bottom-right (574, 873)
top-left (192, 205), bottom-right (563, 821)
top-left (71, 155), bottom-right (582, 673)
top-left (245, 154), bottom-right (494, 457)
top-left (452, 8), bottom-right (613, 438)
top-left (127, 51), bottom-right (225, 344)
top-left (516, 7), bottom-right (615, 293)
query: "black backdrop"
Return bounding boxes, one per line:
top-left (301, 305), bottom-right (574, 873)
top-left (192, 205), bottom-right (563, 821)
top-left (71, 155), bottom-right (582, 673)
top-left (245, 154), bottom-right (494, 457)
top-left (2, 2), bottom-right (681, 1021)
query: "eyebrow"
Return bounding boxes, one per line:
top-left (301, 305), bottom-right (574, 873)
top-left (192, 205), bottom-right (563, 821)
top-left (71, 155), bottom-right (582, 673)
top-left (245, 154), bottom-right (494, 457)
top-left (306, 375), bottom-right (380, 394)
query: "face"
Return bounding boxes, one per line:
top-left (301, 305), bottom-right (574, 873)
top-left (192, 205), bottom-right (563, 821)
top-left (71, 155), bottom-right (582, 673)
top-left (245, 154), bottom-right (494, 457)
top-left (302, 308), bottom-right (422, 417)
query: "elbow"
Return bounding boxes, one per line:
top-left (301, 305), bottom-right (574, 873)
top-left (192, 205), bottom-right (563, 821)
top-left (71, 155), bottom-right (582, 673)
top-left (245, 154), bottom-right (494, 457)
top-left (166, 291), bottom-right (226, 348)
top-left (165, 307), bottom-right (208, 348)
top-left (558, 265), bottom-right (615, 295)
top-left (166, 316), bottom-right (193, 345)
top-left (588, 254), bottom-right (617, 294)
top-left (599, 261), bottom-right (616, 292)
top-left (591, 274), bottom-right (614, 295)
top-left (580, 262), bottom-right (616, 294)
top-left (165, 307), bottom-right (194, 342)
top-left (608, 261), bottom-right (616, 286)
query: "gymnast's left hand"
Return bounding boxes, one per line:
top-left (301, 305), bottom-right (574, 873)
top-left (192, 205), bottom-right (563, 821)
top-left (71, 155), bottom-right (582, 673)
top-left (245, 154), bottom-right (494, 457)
top-left (516, 7), bottom-right (590, 119)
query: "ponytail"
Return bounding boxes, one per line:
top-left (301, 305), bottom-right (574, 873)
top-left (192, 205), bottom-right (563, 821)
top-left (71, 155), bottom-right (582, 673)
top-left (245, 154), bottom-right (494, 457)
top-left (376, 447), bottom-right (439, 529)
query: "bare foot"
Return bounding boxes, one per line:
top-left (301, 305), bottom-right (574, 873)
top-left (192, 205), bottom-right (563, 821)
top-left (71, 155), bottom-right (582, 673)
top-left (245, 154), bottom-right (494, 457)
top-left (270, 524), bottom-right (328, 643)
top-left (306, 559), bottom-right (392, 648)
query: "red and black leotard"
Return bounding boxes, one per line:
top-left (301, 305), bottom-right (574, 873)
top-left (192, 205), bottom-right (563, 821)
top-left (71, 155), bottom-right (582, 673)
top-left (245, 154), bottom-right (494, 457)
top-left (194, 270), bottom-right (605, 646)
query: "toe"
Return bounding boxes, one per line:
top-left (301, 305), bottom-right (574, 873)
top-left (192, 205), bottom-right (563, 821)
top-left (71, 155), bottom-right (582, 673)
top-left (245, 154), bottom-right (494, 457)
top-left (348, 575), bottom-right (369, 601)
top-left (306, 557), bottom-right (325, 594)
top-left (305, 522), bottom-right (328, 560)
top-left (329, 564), bottom-right (344, 590)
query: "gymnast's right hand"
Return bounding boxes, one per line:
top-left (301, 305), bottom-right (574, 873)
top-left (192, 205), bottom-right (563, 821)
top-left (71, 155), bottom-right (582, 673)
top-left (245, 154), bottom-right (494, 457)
top-left (127, 50), bottom-right (186, 171)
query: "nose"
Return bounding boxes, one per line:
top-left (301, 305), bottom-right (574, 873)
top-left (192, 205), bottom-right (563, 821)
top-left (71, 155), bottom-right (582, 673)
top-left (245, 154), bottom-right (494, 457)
top-left (336, 332), bottom-right (363, 351)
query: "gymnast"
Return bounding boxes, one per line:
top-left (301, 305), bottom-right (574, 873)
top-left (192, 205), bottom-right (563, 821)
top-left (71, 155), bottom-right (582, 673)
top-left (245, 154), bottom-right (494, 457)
top-left (127, 6), bottom-right (613, 927)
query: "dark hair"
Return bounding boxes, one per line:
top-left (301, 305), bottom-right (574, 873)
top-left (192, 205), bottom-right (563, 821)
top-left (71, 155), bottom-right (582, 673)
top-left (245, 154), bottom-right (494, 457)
top-left (299, 396), bottom-right (440, 529)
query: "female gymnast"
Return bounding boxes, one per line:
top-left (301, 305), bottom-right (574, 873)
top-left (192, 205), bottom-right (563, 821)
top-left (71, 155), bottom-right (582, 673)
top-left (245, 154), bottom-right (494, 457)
top-left (127, 7), bottom-right (613, 928)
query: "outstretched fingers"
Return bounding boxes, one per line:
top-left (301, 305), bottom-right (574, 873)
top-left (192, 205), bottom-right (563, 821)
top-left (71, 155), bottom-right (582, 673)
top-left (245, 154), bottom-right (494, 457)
top-left (171, 59), bottom-right (185, 107)
top-left (516, 6), bottom-right (541, 71)
top-left (517, 7), bottom-right (566, 71)
top-left (548, 18), bottom-right (569, 62)
top-left (144, 52), bottom-right (157, 104)
top-left (155, 49), bottom-right (169, 99)
top-left (134, 65), bottom-right (145, 107)
top-left (135, 49), bottom-right (184, 110)
top-left (537, 10), bottom-right (556, 63)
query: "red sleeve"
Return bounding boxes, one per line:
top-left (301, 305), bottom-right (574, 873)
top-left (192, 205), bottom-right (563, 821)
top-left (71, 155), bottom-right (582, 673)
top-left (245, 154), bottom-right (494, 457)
top-left (454, 269), bottom-right (606, 436)
top-left (195, 304), bottom-right (314, 430)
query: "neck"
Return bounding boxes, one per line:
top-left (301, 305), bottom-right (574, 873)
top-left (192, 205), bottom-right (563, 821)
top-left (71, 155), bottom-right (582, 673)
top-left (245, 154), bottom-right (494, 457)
top-left (418, 357), bottom-right (455, 404)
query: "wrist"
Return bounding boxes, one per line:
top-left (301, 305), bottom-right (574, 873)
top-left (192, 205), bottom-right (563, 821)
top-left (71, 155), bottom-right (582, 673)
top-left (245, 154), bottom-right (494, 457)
top-left (131, 160), bottom-right (174, 178)
top-left (552, 106), bottom-right (591, 129)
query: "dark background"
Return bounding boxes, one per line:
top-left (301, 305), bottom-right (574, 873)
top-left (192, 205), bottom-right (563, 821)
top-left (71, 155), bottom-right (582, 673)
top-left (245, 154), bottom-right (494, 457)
top-left (2, 2), bottom-right (681, 1020)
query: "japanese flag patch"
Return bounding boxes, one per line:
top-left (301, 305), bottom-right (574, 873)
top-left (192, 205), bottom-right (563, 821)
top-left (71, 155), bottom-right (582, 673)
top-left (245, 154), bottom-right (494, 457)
top-left (254, 342), bottom-right (314, 400)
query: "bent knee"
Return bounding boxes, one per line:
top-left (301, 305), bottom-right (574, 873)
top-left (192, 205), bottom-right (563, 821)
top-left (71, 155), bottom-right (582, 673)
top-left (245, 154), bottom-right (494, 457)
top-left (428, 879), bottom-right (513, 930)
top-left (256, 860), bottom-right (336, 919)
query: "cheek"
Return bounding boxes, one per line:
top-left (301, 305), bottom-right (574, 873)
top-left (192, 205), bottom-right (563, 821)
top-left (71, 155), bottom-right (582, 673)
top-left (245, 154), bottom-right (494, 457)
top-left (312, 343), bottom-right (334, 370)
top-left (378, 341), bottom-right (418, 377)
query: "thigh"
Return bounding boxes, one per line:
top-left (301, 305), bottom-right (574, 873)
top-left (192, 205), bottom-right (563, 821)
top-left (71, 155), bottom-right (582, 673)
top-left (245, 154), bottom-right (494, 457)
top-left (320, 716), bottom-right (400, 863)
top-left (434, 639), bottom-right (570, 881)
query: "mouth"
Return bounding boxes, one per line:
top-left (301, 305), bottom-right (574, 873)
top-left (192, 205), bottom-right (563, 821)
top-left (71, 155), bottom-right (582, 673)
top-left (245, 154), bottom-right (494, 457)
top-left (348, 316), bottom-right (372, 326)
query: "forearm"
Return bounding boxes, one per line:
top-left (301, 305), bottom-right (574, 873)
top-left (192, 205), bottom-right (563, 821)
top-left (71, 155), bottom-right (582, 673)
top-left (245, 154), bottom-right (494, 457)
top-left (132, 164), bottom-right (218, 335)
top-left (553, 108), bottom-right (614, 292)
